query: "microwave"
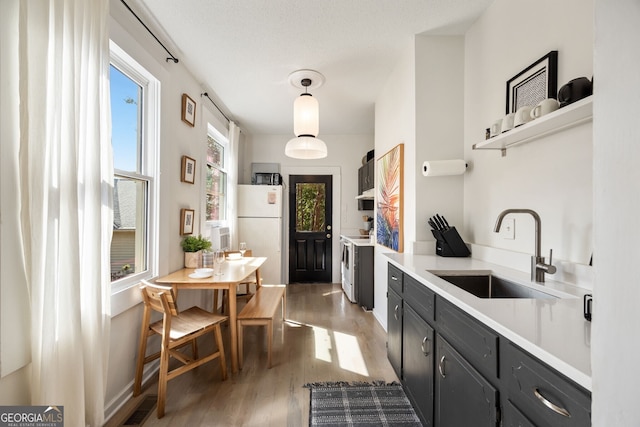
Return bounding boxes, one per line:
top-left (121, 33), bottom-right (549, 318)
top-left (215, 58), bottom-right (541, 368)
top-left (253, 172), bottom-right (282, 185)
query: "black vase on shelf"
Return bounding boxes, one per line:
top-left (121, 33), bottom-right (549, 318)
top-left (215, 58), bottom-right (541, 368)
top-left (557, 77), bottom-right (593, 108)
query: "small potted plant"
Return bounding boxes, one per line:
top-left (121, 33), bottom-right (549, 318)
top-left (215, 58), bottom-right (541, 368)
top-left (181, 234), bottom-right (212, 268)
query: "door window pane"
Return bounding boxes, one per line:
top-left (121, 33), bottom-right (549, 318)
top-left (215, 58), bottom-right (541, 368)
top-left (295, 183), bottom-right (326, 232)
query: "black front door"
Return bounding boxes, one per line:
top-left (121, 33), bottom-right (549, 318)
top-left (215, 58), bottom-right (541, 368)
top-left (288, 175), bottom-right (332, 283)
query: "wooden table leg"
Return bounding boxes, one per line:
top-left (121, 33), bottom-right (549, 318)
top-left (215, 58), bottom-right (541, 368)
top-left (229, 284), bottom-right (238, 373)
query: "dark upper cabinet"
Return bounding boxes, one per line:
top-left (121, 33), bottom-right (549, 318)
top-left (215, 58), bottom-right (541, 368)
top-left (357, 160), bottom-right (374, 210)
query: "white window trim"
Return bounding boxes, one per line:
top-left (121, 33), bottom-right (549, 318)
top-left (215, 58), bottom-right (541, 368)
top-left (109, 41), bottom-right (160, 316)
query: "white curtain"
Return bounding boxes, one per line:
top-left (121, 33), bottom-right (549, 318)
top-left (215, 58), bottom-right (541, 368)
top-left (7, 0), bottom-right (112, 425)
top-left (228, 121), bottom-right (241, 249)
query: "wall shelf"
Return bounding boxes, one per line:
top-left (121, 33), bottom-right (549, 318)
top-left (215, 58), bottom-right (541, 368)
top-left (473, 96), bottom-right (593, 155)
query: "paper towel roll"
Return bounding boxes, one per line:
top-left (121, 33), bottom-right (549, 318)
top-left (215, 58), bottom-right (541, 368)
top-left (422, 159), bottom-right (467, 177)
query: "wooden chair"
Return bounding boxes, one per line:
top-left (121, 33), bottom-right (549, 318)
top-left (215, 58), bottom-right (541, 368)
top-left (213, 249), bottom-right (262, 314)
top-left (133, 280), bottom-right (228, 418)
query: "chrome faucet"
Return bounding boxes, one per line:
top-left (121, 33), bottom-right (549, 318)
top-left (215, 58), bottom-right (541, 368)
top-left (494, 209), bottom-right (556, 283)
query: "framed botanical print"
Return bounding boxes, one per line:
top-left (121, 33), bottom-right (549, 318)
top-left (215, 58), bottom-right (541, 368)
top-left (376, 144), bottom-right (404, 252)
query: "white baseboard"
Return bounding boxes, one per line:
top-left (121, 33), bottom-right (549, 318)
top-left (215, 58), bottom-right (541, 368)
top-left (103, 361), bottom-right (159, 425)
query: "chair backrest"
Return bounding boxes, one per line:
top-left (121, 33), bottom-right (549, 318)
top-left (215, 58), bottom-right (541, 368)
top-left (140, 280), bottom-right (179, 316)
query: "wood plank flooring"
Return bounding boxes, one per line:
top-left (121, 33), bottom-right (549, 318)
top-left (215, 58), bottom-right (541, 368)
top-left (106, 283), bottom-right (397, 427)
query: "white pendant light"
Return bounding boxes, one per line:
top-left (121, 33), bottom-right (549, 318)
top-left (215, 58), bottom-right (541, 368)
top-left (285, 70), bottom-right (327, 159)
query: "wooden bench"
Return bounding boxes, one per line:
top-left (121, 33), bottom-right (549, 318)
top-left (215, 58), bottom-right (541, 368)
top-left (237, 284), bottom-right (286, 369)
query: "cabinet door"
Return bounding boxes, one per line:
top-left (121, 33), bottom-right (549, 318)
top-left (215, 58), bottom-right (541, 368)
top-left (365, 160), bottom-right (374, 190)
top-left (435, 335), bottom-right (499, 427)
top-left (387, 289), bottom-right (403, 378)
top-left (403, 305), bottom-right (434, 426)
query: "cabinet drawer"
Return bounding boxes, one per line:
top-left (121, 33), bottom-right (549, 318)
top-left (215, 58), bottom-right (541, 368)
top-left (388, 263), bottom-right (403, 294)
top-left (405, 274), bottom-right (435, 323)
top-left (436, 298), bottom-right (498, 379)
top-left (503, 399), bottom-right (536, 427)
top-left (503, 342), bottom-right (591, 427)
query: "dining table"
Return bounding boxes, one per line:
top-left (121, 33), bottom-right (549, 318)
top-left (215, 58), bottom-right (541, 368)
top-left (155, 256), bottom-right (266, 374)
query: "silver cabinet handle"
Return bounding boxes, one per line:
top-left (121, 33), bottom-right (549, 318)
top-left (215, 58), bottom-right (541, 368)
top-left (533, 387), bottom-right (571, 418)
top-left (421, 336), bottom-right (429, 356)
top-left (394, 305), bottom-right (399, 321)
top-left (326, 233), bottom-right (331, 238)
top-left (438, 355), bottom-right (446, 378)
top-left (391, 275), bottom-right (399, 281)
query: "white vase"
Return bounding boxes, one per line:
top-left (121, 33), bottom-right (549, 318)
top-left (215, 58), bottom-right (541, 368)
top-left (184, 251), bottom-right (201, 268)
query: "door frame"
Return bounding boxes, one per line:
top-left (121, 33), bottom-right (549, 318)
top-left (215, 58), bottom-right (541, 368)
top-left (281, 166), bottom-right (341, 284)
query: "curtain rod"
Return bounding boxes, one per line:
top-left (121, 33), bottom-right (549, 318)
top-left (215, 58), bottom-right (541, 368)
top-left (120, 0), bottom-right (179, 64)
top-left (201, 92), bottom-right (231, 124)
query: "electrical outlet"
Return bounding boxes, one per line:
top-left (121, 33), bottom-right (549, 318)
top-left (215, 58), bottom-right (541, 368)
top-left (501, 218), bottom-right (515, 240)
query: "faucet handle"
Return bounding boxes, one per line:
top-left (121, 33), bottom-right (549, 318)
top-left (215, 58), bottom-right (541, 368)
top-left (546, 249), bottom-right (557, 274)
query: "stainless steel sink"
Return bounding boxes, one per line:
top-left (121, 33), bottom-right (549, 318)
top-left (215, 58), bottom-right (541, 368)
top-left (433, 273), bottom-right (558, 299)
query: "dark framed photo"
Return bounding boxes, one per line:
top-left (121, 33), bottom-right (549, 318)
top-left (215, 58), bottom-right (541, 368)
top-left (181, 93), bottom-right (196, 127)
top-left (181, 155), bottom-right (196, 184)
top-left (506, 51), bottom-right (558, 114)
top-left (180, 208), bottom-right (195, 235)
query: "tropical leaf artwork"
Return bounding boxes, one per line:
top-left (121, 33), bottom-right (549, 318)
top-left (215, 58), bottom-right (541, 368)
top-left (376, 144), bottom-right (403, 252)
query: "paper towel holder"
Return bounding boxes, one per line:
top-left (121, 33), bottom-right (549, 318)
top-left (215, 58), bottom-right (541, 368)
top-left (422, 159), bottom-right (469, 177)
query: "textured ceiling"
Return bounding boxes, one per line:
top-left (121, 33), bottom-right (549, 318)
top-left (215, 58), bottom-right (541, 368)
top-left (134, 0), bottom-right (494, 135)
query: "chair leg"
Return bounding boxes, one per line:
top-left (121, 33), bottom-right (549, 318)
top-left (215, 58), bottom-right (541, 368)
top-left (192, 338), bottom-right (199, 359)
top-left (157, 346), bottom-right (170, 418)
top-left (214, 325), bottom-right (227, 380)
top-left (267, 319), bottom-right (273, 369)
top-left (237, 321), bottom-right (244, 370)
top-left (134, 328), bottom-right (150, 396)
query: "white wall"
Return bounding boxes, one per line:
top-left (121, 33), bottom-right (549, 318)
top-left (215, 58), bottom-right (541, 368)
top-left (240, 133), bottom-right (374, 283)
top-left (415, 35), bottom-right (465, 247)
top-left (463, 0), bottom-right (594, 267)
top-left (592, 0), bottom-right (640, 424)
top-left (373, 42), bottom-right (416, 327)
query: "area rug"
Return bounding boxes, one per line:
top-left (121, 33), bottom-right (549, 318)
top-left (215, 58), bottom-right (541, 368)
top-left (304, 381), bottom-right (422, 426)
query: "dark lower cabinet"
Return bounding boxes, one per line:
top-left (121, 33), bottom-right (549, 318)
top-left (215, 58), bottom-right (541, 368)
top-left (402, 305), bottom-right (434, 426)
top-left (503, 343), bottom-right (591, 427)
top-left (435, 335), bottom-right (499, 427)
top-left (386, 262), bottom-right (591, 427)
top-left (387, 288), bottom-right (403, 378)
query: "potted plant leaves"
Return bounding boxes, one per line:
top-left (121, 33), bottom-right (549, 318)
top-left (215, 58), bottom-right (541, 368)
top-left (181, 234), bottom-right (212, 268)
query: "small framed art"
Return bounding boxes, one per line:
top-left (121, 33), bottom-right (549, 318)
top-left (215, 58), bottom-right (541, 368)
top-left (180, 208), bottom-right (195, 235)
top-left (181, 155), bottom-right (196, 184)
top-left (181, 93), bottom-right (196, 127)
top-left (506, 51), bottom-right (558, 114)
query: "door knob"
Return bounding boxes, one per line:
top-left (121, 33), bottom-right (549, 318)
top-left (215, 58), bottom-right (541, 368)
top-left (326, 234), bottom-right (331, 238)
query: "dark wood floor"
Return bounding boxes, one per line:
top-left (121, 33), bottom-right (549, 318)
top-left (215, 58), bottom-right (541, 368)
top-left (107, 283), bottom-right (397, 426)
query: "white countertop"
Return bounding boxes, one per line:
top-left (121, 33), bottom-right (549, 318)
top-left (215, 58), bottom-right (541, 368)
top-left (384, 253), bottom-right (592, 391)
top-left (341, 235), bottom-right (375, 246)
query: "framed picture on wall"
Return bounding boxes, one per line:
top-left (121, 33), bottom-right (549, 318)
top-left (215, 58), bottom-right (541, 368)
top-left (180, 208), bottom-right (195, 235)
top-left (181, 93), bottom-right (196, 127)
top-left (376, 144), bottom-right (404, 252)
top-left (181, 155), bottom-right (196, 184)
top-left (506, 51), bottom-right (558, 114)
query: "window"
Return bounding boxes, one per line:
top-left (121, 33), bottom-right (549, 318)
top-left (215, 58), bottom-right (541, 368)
top-left (109, 41), bottom-right (159, 290)
top-left (206, 128), bottom-right (228, 222)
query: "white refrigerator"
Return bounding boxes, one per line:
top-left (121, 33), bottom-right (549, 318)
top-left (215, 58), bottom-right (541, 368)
top-left (237, 185), bottom-right (283, 284)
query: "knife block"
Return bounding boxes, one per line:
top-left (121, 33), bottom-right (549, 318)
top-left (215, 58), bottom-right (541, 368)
top-left (431, 227), bottom-right (470, 257)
